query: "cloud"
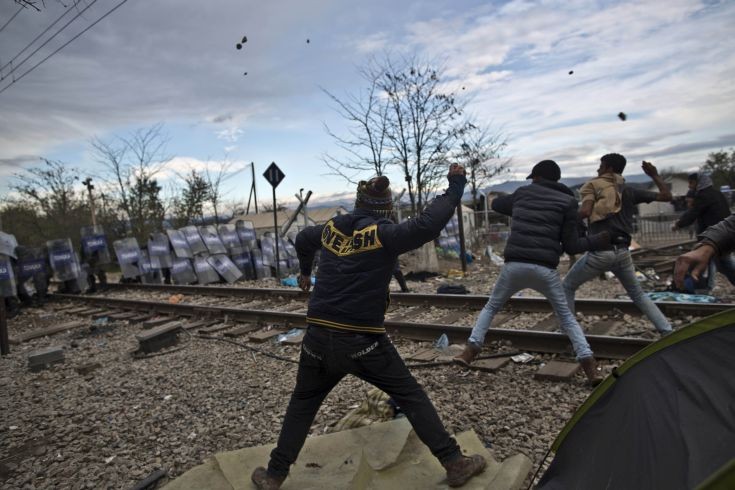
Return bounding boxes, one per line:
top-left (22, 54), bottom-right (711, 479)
top-left (354, 32), bottom-right (390, 54)
top-left (216, 126), bottom-right (244, 143)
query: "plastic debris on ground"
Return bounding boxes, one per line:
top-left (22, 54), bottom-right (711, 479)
top-left (169, 294), bottom-right (184, 304)
top-left (485, 245), bottom-right (504, 266)
top-left (433, 333), bottom-right (449, 352)
top-left (511, 353), bottom-right (534, 364)
top-left (277, 328), bottom-right (303, 344)
top-left (646, 292), bottom-right (717, 303)
top-left (281, 276), bottom-right (298, 287)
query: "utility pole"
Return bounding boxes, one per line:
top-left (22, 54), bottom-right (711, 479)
top-left (82, 177), bottom-right (97, 227)
top-left (246, 162), bottom-right (259, 215)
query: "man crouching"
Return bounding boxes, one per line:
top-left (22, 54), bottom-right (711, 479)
top-left (251, 164), bottom-right (486, 489)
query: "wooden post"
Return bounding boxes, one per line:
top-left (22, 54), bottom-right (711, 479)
top-left (456, 204), bottom-right (467, 273)
top-left (0, 295), bottom-right (9, 356)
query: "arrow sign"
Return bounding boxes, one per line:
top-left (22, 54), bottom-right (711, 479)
top-left (263, 162), bottom-right (285, 188)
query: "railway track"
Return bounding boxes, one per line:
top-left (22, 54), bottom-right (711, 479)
top-left (94, 282), bottom-right (732, 317)
top-left (52, 291), bottom-right (676, 360)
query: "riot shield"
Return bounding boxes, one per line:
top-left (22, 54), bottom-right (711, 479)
top-left (0, 231), bottom-right (18, 259)
top-left (218, 224), bottom-right (244, 254)
top-left (113, 238), bottom-right (142, 279)
top-left (138, 248), bottom-right (161, 284)
top-left (199, 225), bottom-right (227, 255)
top-left (250, 249), bottom-right (272, 279)
top-left (181, 226), bottom-right (208, 256)
top-left (231, 251), bottom-right (255, 280)
top-left (16, 246), bottom-right (49, 295)
top-left (260, 236), bottom-right (275, 266)
top-left (207, 254), bottom-right (243, 284)
top-left (47, 238), bottom-right (82, 281)
top-left (235, 220), bottom-right (258, 250)
top-left (193, 255), bottom-right (220, 284)
top-left (148, 232), bottom-right (174, 269)
top-left (171, 258), bottom-right (197, 285)
top-left (166, 229), bottom-right (193, 259)
top-left (0, 254), bottom-right (17, 297)
top-left (80, 225), bottom-right (112, 265)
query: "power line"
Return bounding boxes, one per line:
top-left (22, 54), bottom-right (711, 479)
top-left (0, 1), bottom-right (83, 75)
top-left (0, 0), bottom-right (128, 94)
top-left (0, 0), bottom-right (130, 96)
top-left (0, 6), bottom-right (23, 34)
top-left (1, 0), bottom-right (100, 81)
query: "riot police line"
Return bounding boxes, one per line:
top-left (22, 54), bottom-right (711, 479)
top-left (0, 220), bottom-right (302, 319)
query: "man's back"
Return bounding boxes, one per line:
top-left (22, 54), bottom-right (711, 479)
top-left (494, 180), bottom-right (585, 269)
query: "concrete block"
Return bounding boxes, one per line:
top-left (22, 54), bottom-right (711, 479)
top-left (534, 360), bottom-right (579, 381)
top-left (406, 348), bottom-right (439, 362)
top-left (472, 357), bottom-right (511, 372)
top-left (248, 329), bottom-right (283, 343)
top-left (223, 324), bottom-right (260, 337)
top-left (135, 322), bottom-right (182, 353)
top-left (28, 346), bottom-right (64, 371)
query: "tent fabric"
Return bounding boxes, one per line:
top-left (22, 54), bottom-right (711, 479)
top-left (538, 310), bottom-right (735, 490)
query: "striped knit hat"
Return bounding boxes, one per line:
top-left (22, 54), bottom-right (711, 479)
top-left (355, 176), bottom-right (393, 217)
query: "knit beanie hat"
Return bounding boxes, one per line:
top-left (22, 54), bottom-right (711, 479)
top-left (355, 176), bottom-right (393, 217)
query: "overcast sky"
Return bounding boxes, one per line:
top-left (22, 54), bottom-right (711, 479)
top-left (1, 0), bottom-right (734, 208)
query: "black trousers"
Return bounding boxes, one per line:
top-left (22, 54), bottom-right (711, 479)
top-left (267, 326), bottom-right (460, 477)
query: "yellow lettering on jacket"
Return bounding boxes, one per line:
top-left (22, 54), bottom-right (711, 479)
top-left (321, 220), bottom-right (383, 256)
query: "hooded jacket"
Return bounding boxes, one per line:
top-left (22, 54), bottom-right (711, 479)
top-left (494, 180), bottom-right (606, 269)
top-left (295, 174), bottom-right (466, 334)
top-left (676, 174), bottom-right (731, 233)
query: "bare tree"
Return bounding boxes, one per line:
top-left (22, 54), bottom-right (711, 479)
top-left (92, 124), bottom-right (170, 242)
top-left (10, 158), bottom-right (81, 219)
top-left (171, 170), bottom-right (209, 227)
top-left (457, 122), bottom-right (510, 211)
top-left (204, 157), bottom-right (242, 224)
top-left (324, 55), bottom-right (485, 215)
top-left (321, 69), bottom-right (392, 182)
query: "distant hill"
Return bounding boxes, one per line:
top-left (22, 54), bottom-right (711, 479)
top-left (304, 173), bottom-right (657, 210)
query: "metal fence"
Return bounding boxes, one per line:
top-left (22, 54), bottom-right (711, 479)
top-left (469, 210), bottom-right (697, 249)
top-left (632, 213), bottom-right (694, 245)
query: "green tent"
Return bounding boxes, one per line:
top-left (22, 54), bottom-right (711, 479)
top-left (538, 310), bottom-right (735, 490)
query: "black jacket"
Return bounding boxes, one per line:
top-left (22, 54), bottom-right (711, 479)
top-left (296, 175), bottom-right (466, 334)
top-left (676, 187), bottom-right (731, 233)
top-left (494, 180), bottom-right (605, 269)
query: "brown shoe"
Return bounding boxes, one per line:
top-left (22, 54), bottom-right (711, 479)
top-left (579, 356), bottom-right (603, 386)
top-left (443, 454), bottom-right (487, 487)
top-left (251, 467), bottom-right (285, 490)
top-left (453, 344), bottom-right (481, 367)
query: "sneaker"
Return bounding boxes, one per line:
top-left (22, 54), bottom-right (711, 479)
top-left (453, 344), bottom-right (481, 367)
top-left (443, 454), bottom-right (487, 487)
top-left (251, 467), bottom-right (285, 490)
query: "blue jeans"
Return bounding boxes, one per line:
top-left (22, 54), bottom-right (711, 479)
top-left (563, 250), bottom-right (672, 333)
top-left (469, 261), bottom-right (593, 360)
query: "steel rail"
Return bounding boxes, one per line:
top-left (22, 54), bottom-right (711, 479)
top-left (94, 283), bottom-right (734, 317)
top-left (55, 293), bottom-right (651, 359)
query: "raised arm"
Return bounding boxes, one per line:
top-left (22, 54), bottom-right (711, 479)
top-left (642, 161), bottom-right (672, 202)
top-left (294, 225), bottom-right (324, 290)
top-left (379, 164), bottom-right (467, 256)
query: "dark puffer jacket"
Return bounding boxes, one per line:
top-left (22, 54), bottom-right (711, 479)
top-left (494, 180), bottom-right (605, 269)
top-left (296, 174), bottom-right (466, 334)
